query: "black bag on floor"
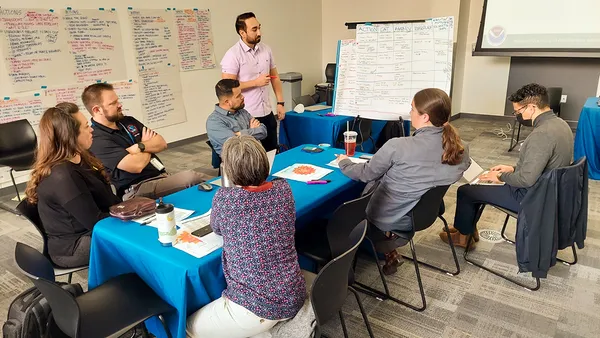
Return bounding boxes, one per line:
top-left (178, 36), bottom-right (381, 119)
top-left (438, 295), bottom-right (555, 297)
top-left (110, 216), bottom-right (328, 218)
top-left (2, 283), bottom-right (83, 338)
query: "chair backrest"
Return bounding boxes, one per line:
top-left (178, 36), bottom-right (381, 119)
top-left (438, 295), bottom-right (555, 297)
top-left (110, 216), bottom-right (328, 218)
top-left (547, 87), bottom-right (563, 115)
top-left (325, 63), bottom-right (336, 83)
top-left (326, 187), bottom-right (374, 258)
top-left (16, 200), bottom-right (50, 258)
top-left (411, 185), bottom-right (451, 232)
top-left (14, 243), bottom-right (81, 337)
top-left (310, 220), bottom-right (367, 328)
top-left (205, 140), bottom-right (222, 169)
top-left (357, 118), bottom-right (373, 144)
top-left (0, 119), bottom-right (37, 170)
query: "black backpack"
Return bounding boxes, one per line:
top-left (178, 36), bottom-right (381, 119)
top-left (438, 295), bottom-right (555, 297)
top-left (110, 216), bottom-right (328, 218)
top-left (2, 283), bottom-right (83, 338)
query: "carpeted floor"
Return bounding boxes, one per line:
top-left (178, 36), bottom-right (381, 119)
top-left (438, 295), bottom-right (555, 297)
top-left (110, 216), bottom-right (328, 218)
top-left (1, 117), bottom-right (598, 338)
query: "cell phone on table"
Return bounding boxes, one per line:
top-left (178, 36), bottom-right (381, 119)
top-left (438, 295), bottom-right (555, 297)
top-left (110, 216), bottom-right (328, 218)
top-left (191, 226), bottom-right (213, 237)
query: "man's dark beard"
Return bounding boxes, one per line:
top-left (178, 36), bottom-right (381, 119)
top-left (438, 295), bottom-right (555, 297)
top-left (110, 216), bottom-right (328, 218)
top-left (249, 36), bottom-right (261, 45)
top-left (232, 102), bottom-right (245, 111)
top-left (106, 110), bottom-right (124, 123)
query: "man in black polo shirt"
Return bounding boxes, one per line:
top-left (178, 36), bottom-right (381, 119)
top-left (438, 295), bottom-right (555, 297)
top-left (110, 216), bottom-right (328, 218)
top-left (82, 83), bottom-right (207, 200)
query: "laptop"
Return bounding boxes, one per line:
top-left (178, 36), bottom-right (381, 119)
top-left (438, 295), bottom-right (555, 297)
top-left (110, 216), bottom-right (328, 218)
top-left (213, 149), bottom-right (277, 187)
top-left (463, 158), bottom-right (505, 186)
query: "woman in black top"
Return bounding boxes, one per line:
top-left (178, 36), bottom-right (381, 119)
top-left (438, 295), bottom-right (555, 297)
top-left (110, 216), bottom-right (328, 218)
top-left (25, 102), bottom-right (120, 268)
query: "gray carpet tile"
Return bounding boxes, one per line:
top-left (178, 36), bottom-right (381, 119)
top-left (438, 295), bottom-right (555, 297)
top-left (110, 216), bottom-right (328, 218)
top-left (1, 117), bottom-right (599, 338)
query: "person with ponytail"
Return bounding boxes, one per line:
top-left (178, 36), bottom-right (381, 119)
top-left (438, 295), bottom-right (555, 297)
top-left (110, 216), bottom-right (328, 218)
top-left (335, 88), bottom-right (470, 274)
top-left (25, 102), bottom-right (120, 268)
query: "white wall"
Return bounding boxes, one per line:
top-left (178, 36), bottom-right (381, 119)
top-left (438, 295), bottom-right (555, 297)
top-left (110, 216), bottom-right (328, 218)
top-left (0, 0), bottom-right (322, 188)
top-left (457, 0), bottom-right (511, 116)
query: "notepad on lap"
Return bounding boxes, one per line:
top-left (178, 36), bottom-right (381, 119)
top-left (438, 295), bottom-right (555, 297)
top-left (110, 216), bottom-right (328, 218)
top-left (463, 158), bottom-right (505, 186)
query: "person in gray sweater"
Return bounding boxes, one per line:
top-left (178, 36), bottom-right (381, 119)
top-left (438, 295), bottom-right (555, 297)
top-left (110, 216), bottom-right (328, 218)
top-left (442, 83), bottom-right (574, 248)
top-left (336, 88), bottom-right (470, 274)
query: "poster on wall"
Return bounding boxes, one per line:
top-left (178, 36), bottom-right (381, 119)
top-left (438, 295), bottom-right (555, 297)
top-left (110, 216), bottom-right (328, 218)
top-left (63, 8), bottom-right (127, 84)
top-left (174, 9), bottom-right (216, 71)
top-left (139, 65), bottom-right (186, 128)
top-left (44, 80), bottom-right (141, 120)
top-left (0, 94), bottom-right (57, 128)
top-left (129, 9), bottom-right (178, 70)
top-left (0, 8), bottom-right (77, 92)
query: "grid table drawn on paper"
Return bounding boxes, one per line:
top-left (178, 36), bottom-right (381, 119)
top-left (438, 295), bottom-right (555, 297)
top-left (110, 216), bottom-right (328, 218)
top-left (333, 16), bottom-right (454, 120)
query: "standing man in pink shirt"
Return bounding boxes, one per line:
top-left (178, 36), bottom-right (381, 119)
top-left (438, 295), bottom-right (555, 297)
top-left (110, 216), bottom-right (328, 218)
top-left (220, 12), bottom-right (285, 152)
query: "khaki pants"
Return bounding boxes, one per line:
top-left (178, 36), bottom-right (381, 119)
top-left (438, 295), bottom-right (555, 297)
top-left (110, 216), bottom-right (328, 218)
top-left (186, 297), bottom-right (281, 338)
top-left (123, 170), bottom-right (209, 200)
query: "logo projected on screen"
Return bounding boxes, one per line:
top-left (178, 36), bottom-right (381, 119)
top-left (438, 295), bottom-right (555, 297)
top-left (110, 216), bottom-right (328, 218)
top-left (486, 26), bottom-right (507, 47)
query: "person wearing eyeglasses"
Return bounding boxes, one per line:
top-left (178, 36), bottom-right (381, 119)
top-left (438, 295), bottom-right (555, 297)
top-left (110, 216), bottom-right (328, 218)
top-left (441, 83), bottom-right (573, 248)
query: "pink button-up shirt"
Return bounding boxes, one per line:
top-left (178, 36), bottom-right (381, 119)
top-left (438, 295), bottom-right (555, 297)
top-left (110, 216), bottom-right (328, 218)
top-left (221, 39), bottom-right (276, 118)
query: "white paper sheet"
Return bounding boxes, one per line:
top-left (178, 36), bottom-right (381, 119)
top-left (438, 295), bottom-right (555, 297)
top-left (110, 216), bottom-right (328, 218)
top-left (327, 157), bottom-right (368, 168)
top-left (273, 164), bottom-right (333, 182)
top-left (173, 230), bottom-right (223, 258)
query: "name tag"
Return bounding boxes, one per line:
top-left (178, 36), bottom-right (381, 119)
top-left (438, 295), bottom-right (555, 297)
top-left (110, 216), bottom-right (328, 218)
top-left (150, 158), bottom-right (165, 171)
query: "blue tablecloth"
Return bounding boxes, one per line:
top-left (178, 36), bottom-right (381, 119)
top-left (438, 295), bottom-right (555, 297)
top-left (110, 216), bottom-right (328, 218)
top-left (88, 145), bottom-right (364, 338)
top-left (279, 107), bottom-right (410, 153)
top-left (574, 97), bottom-right (600, 180)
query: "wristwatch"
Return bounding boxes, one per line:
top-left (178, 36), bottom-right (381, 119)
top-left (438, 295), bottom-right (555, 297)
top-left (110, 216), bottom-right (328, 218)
top-left (277, 102), bottom-right (285, 107)
top-left (496, 171), bottom-right (502, 180)
top-left (137, 142), bottom-right (146, 152)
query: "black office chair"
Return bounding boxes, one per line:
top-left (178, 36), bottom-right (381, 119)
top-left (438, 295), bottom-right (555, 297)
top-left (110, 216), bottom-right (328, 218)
top-left (354, 185), bottom-right (459, 312)
top-left (548, 87), bottom-right (563, 117)
top-left (336, 117), bottom-right (376, 153)
top-left (494, 205), bottom-right (578, 266)
top-left (16, 200), bottom-right (88, 283)
top-left (463, 157), bottom-right (587, 291)
top-left (15, 242), bottom-right (174, 338)
top-left (508, 87), bottom-right (562, 152)
top-left (296, 188), bottom-right (374, 267)
top-left (304, 220), bottom-right (374, 338)
top-left (205, 140), bottom-right (221, 176)
top-left (0, 119), bottom-right (37, 214)
top-left (325, 63), bottom-right (336, 84)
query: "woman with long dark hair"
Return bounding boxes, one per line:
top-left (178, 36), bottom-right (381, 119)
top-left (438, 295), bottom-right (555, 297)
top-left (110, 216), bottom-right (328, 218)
top-left (335, 88), bottom-right (470, 274)
top-left (25, 102), bottom-right (120, 268)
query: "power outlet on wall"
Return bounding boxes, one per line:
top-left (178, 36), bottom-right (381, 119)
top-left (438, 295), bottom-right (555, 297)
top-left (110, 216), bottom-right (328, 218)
top-left (560, 95), bottom-right (567, 103)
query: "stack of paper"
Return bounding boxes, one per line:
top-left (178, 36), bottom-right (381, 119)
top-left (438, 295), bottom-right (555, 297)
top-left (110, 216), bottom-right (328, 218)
top-left (132, 207), bottom-right (195, 228)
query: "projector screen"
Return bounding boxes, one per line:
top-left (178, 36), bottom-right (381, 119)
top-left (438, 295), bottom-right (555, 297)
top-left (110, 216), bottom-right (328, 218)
top-left (474, 0), bottom-right (600, 57)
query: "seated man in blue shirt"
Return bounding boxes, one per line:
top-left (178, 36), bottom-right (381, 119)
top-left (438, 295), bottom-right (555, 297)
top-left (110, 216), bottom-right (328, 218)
top-left (207, 79), bottom-right (267, 156)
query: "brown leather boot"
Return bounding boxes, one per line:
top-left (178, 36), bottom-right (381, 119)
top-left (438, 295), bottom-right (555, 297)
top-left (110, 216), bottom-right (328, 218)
top-left (439, 231), bottom-right (476, 251)
top-left (440, 226), bottom-right (479, 242)
top-left (382, 249), bottom-right (403, 275)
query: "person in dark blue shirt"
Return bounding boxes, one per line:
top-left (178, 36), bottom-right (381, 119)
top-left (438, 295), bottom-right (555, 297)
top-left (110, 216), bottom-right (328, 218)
top-left (82, 83), bottom-right (208, 199)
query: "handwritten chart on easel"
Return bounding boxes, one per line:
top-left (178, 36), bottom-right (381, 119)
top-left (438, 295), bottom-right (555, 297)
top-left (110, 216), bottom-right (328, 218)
top-left (333, 16), bottom-right (454, 120)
